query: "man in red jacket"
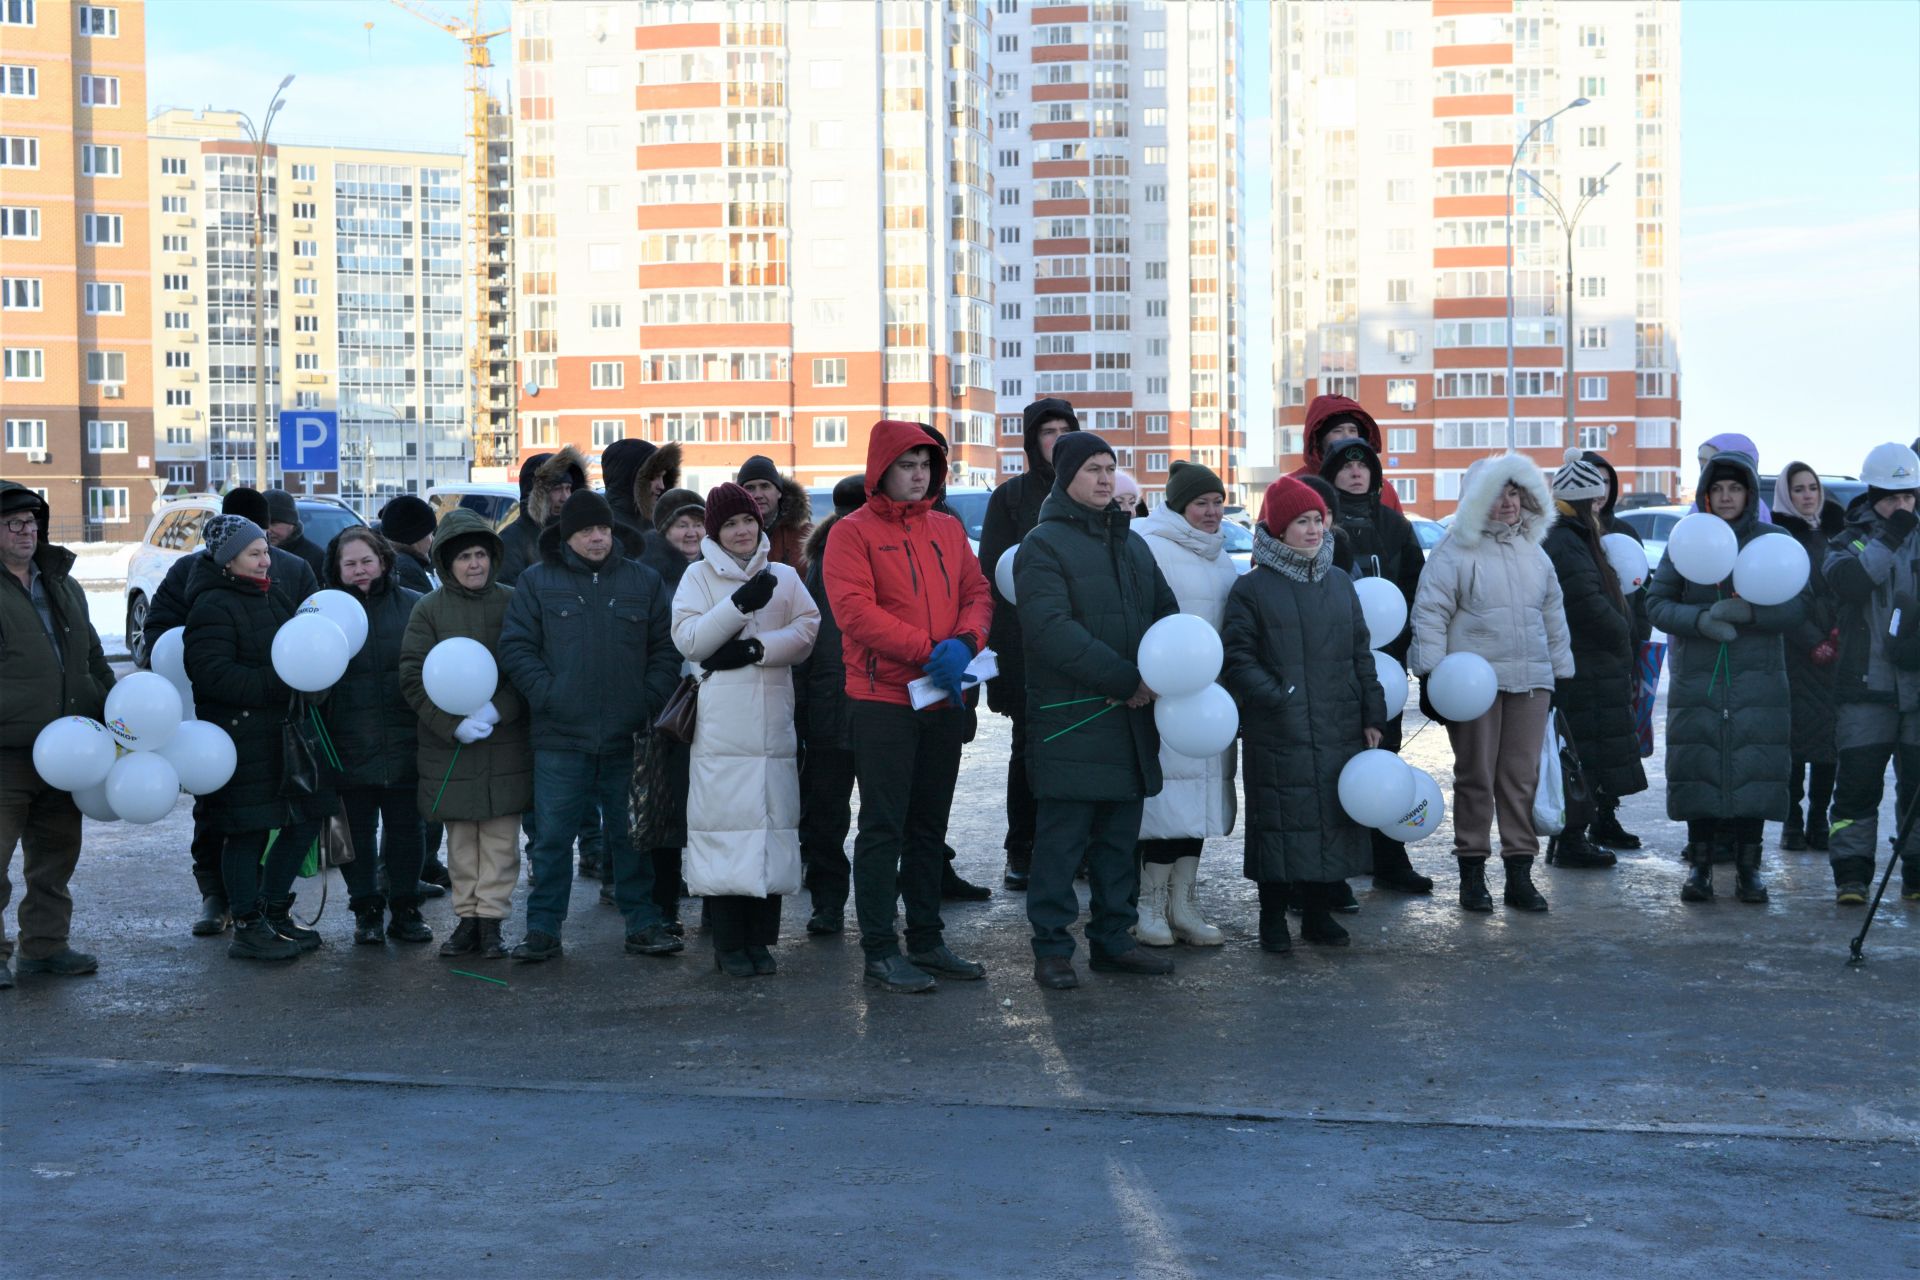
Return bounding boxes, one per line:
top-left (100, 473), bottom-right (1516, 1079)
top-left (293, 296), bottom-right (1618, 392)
top-left (824, 420), bottom-right (994, 994)
top-left (1287, 394), bottom-right (1404, 513)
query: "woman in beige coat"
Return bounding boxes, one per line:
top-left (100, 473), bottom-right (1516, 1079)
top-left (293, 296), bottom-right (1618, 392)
top-left (671, 483), bottom-right (819, 978)
top-left (1409, 454), bottom-right (1574, 914)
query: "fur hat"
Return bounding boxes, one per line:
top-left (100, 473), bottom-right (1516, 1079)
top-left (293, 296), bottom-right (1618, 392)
top-left (203, 514), bottom-right (266, 568)
top-left (1258, 476), bottom-right (1326, 534)
top-left (556, 489), bottom-right (615, 541)
top-left (378, 494), bottom-right (436, 546)
top-left (1164, 459), bottom-right (1225, 514)
top-left (653, 487), bottom-right (706, 534)
top-left (1551, 447), bottom-right (1610, 503)
top-left (831, 474), bottom-right (866, 516)
top-left (220, 486), bottom-right (272, 527)
top-left (704, 482), bottom-right (763, 540)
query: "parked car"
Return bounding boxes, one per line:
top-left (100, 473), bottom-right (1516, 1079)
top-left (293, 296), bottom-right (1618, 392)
top-left (807, 482), bottom-right (993, 557)
top-left (125, 494), bottom-right (364, 667)
top-left (1410, 517), bottom-right (1448, 552)
top-left (1614, 504), bottom-right (1688, 569)
top-left (425, 483), bottom-right (521, 532)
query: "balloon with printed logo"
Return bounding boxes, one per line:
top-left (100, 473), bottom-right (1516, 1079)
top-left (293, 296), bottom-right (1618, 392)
top-left (1153, 682), bottom-right (1239, 758)
top-left (1372, 651), bottom-right (1409, 720)
top-left (1338, 749), bottom-right (1417, 829)
top-left (31, 716), bottom-right (118, 791)
top-left (103, 670), bottom-right (185, 753)
top-left (1666, 512), bottom-right (1739, 587)
top-left (1731, 534), bottom-right (1810, 608)
top-left (271, 612), bottom-right (351, 693)
top-left (1137, 614), bottom-right (1224, 699)
top-left (296, 588), bottom-right (369, 657)
top-left (422, 636), bottom-right (498, 717)
top-left (103, 752), bottom-right (182, 825)
top-left (159, 719), bottom-right (238, 796)
top-left (1355, 577), bottom-right (1409, 650)
top-left (1426, 651), bottom-right (1499, 723)
top-left (1378, 767), bottom-right (1445, 843)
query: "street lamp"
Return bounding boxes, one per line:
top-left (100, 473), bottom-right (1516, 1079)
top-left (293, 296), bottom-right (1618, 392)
top-left (236, 74), bottom-right (295, 491)
top-left (341, 396), bottom-right (403, 514)
top-left (1518, 160), bottom-right (1621, 449)
top-left (1505, 96), bottom-right (1587, 454)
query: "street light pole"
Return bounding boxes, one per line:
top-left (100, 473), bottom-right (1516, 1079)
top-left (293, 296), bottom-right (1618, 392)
top-left (1518, 161), bottom-right (1620, 450)
top-left (239, 75), bottom-right (294, 492)
top-left (1505, 97), bottom-right (1588, 454)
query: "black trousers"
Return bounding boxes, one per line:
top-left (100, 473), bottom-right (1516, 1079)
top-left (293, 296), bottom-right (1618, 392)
top-left (707, 894), bottom-right (781, 951)
top-left (1687, 818), bottom-right (1765, 845)
top-left (190, 796), bottom-right (225, 900)
top-left (850, 702), bottom-right (966, 959)
top-left (799, 743), bottom-right (855, 903)
top-left (1004, 712), bottom-right (1037, 865)
top-left (221, 817), bottom-right (322, 917)
top-left (1138, 837), bottom-right (1200, 866)
top-left (339, 785), bottom-right (424, 912)
top-left (1789, 758), bottom-right (1837, 817)
top-left (650, 846), bottom-right (683, 920)
top-left (1028, 798), bottom-right (1144, 960)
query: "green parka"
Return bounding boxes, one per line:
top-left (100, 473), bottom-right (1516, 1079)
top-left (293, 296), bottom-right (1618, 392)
top-left (397, 509), bottom-right (533, 821)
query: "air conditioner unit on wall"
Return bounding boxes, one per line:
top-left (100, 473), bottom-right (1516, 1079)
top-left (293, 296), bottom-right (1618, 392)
top-left (103, 384), bottom-right (123, 398)
top-left (26, 449), bottom-right (47, 464)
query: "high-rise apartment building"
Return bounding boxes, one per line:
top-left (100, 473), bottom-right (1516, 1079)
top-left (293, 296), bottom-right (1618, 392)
top-left (988, 0), bottom-right (1246, 506)
top-left (146, 109), bottom-right (468, 507)
top-left (1, 0), bottom-right (155, 538)
top-left (511, 0), bottom-right (998, 492)
top-left (473, 96), bottom-right (517, 477)
top-left (1271, 0), bottom-right (1681, 515)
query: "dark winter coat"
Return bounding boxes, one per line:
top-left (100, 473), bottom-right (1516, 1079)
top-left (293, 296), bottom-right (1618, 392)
top-left (143, 543), bottom-right (318, 651)
top-left (1222, 533), bottom-right (1386, 884)
top-left (397, 509), bottom-right (533, 821)
top-left (799, 515), bottom-right (852, 751)
top-left (1646, 452), bottom-right (1805, 821)
top-left (0, 483), bottom-right (114, 749)
top-left (979, 423), bottom-right (1069, 716)
top-left (498, 520), bottom-right (680, 757)
top-left (1589, 451), bottom-right (1654, 647)
top-left (1769, 475), bottom-right (1844, 762)
top-left (183, 555), bottom-right (332, 835)
top-left (389, 543), bottom-right (435, 594)
top-left (1543, 511), bottom-right (1648, 798)
top-left (498, 446), bottom-right (587, 586)
top-left (278, 531), bottom-right (327, 580)
top-left (602, 439), bottom-right (683, 545)
top-left (322, 549), bottom-right (423, 792)
top-left (1823, 492), bottom-right (1920, 713)
top-left (1318, 439), bottom-right (1423, 662)
top-left (1013, 490), bottom-right (1178, 803)
top-left (764, 475), bottom-right (814, 572)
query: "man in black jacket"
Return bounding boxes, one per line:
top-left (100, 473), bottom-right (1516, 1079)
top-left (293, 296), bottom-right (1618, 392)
top-left (264, 489), bottom-right (327, 579)
top-left (797, 475), bottom-right (865, 934)
top-left (977, 397), bottom-right (1079, 889)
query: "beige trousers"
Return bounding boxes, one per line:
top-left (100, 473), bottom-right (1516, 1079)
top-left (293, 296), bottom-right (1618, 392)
top-left (445, 816), bottom-right (520, 919)
top-left (1445, 689), bottom-right (1552, 860)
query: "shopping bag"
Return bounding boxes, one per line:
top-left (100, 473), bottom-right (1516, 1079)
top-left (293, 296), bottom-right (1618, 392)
top-left (1533, 718), bottom-right (1567, 836)
top-left (1632, 640), bottom-right (1668, 759)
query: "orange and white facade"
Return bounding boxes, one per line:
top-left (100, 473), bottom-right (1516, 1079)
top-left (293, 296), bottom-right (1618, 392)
top-left (1271, 0), bottom-right (1682, 516)
top-left (988, 0), bottom-right (1246, 506)
top-left (511, 0), bottom-right (998, 493)
top-left (1, 0), bottom-right (155, 538)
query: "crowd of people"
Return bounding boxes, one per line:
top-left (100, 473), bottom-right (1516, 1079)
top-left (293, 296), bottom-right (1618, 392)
top-left (2, 399), bottom-right (1917, 991)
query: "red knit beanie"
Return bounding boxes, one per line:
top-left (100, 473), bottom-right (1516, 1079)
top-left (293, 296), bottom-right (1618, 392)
top-left (1258, 476), bottom-right (1327, 535)
top-left (704, 482), bottom-right (763, 541)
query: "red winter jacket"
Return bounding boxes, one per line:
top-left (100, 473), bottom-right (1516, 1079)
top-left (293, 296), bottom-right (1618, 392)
top-left (823, 419), bottom-right (993, 707)
top-left (1287, 394), bottom-right (1403, 512)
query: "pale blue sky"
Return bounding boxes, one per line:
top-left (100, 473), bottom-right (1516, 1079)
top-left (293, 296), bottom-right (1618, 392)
top-left (148, 0), bottom-right (1920, 478)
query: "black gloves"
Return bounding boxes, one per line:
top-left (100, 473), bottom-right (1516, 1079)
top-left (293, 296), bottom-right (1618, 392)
top-left (731, 570), bottom-right (777, 613)
top-left (1879, 507), bottom-right (1918, 548)
top-left (702, 637), bottom-right (764, 672)
top-left (1417, 678), bottom-right (1450, 728)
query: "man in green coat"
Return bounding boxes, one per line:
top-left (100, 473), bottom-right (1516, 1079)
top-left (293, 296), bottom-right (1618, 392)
top-left (0, 482), bottom-right (116, 988)
top-left (1013, 435), bottom-right (1179, 989)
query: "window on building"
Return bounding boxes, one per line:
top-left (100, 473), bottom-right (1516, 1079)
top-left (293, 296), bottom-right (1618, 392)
top-left (86, 486), bottom-right (130, 524)
top-left (294, 314), bottom-right (318, 332)
top-left (1387, 329), bottom-right (1420, 356)
top-left (294, 277), bottom-right (317, 295)
top-left (1, 136), bottom-right (39, 168)
top-left (813, 415), bottom-right (848, 447)
top-left (1578, 25), bottom-right (1605, 49)
top-left (85, 351), bottom-right (125, 384)
top-left (1, 209), bottom-right (42, 242)
top-left (79, 74), bottom-right (117, 105)
top-left (165, 464), bottom-right (195, 485)
top-left (811, 180), bottom-right (844, 209)
top-left (80, 281), bottom-right (122, 314)
top-left (591, 418), bottom-right (625, 447)
top-left (1578, 325), bottom-right (1609, 350)
top-left (1635, 418), bottom-right (1673, 448)
top-left (1576, 425), bottom-right (1611, 450)
top-left (290, 201), bottom-right (316, 220)
top-left (1, 65), bottom-right (37, 97)
top-left (161, 233), bottom-right (187, 252)
top-left (292, 240), bottom-right (316, 258)
top-left (4, 347), bottom-right (44, 380)
top-left (523, 415), bottom-right (556, 448)
top-left (1385, 387), bottom-right (1419, 418)
top-left (0, 1), bottom-right (37, 27)
top-left (291, 162), bottom-right (316, 181)
top-left (80, 144), bottom-right (119, 176)
top-left (86, 419), bottom-right (127, 452)
top-left (76, 5), bottom-right (117, 36)
top-left (1579, 276), bottom-right (1606, 298)
top-left (162, 311), bottom-right (190, 330)
top-left (293, 391), bottom-right (320, 409)
top-left (161, 272), bottom-right (188, 291)
top-left (0, 276), bottom-right (39, 309)
top-left (160, 195), bottom-right (187, 214)
top-left (1000, 451), bottom-right (1025, 476)
top-left (589, 361), bottom-right (624, 390)
top-left (294, 352), bottom-right (319, 371)
top-left (812, 358), bottom-right (847, 387)
top-left (1385, 278), bottom-right (1411, 304)
top-left (589, 303), bottom-right (622, 330)
top-left (83, 214), bottom-right (122, 244)
top-left (159, 155), bottom-right (186, 175)
top-left (585, 65), bottom-right (618, 95)
top-left (164, 426), bottom-right (193, 445)
top-left (165, 350), bottom-right (191, 369)
top-left (164, 388), bottom-right (192, 406)
top-left (5, 418), bottom-right (48, 450)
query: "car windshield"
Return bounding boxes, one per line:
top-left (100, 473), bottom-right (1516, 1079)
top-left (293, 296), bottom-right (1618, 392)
top-left (1413, 521), bottom-right (1447, 550)
top-left (1221, 521), bottom-right (1253, 551)
top-left (944, 492), bottom-right (990, 541)
top-left (299, 503), bottom-right (365, 550)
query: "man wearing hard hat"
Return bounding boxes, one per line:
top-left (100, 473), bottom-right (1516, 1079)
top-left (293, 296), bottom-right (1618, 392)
top-left (1823, 442), bottom-right (1920, 905)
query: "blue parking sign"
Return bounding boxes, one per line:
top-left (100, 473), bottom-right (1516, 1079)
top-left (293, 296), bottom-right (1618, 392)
top-left (279, 410), bottom-right (339, 472)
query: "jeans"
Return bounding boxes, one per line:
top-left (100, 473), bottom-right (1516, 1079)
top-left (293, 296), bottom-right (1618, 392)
top-left (850, 702), bottom-right (965, 959)
top-left (799, 743), bottom-right (855, 905)
top-left (222, 817), bottom-right (322, 917)
top-left (339, 784), bottom-right (424, 912)
top-left (527, 747), bottom-right (660, 938)
top-left (1028, 798), bottom-right (1145, 961)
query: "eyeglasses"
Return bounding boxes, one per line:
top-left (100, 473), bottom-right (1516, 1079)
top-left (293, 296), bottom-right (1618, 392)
top-left (2, 517), bottom-right (38, 535)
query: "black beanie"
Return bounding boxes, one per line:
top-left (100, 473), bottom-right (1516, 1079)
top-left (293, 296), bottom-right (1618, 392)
top-left (737, 455), bottom-right (781, 488)
top-left (557, 489), bottom-right (615, 540)
top-left (831, 474), bottom-right (866, 516)
top-left (264, 488), bottom-right (300, 527)
top-left (221, 486), bottom-right (272, 527)
top-left (379, 494), bottom-right (436, 546)
top-left (1050, 431), bottom-right (1116, 496)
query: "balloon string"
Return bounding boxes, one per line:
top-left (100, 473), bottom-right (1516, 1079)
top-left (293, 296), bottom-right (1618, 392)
top-left (1043, 701), bottom-right (1119, 743)
top-left (430, 744), bottom-right (461, 817)
top-left (1039, 696), bottom-right (1107, 709)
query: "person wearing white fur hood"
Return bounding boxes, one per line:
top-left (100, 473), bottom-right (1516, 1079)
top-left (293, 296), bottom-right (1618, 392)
top-left (1131, 462), bottom-right (1238, 947)
top-left (1409, 454), bottom-right (1574, 914)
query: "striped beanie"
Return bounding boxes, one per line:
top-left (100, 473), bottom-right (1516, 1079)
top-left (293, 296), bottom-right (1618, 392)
top-left (1551, 447), bottom-right (1609, 503)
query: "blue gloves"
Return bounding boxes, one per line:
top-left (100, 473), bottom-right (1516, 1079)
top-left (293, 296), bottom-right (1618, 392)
top-left (923, 637), bottom-right (975, 703)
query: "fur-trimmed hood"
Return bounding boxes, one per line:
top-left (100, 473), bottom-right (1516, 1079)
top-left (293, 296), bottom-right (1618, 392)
top-left (524, 445), bottom-right (587, 527)
top-left (768, 474), bottom-right (811, 532)
top-left (633, 441), bottom-right (682, 524)
top-left (802, 509), bottom-right (839, 575)
top-left (1448, 453), bottom-right (1554, 549)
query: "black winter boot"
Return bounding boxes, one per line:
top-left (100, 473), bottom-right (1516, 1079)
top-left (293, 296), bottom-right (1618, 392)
top-left (1589, 802), bottom-right (1642, 850)
top-left (1004, 846), bottom-right (1032, 891)
top-left (263, 898), bottom-right (321, 951)
top-left (475, 918), bottom-right (507, 959)
top-left (1370, 833), bottom-right (1434, 894)
top-left (1680, 843), bottom-right (1714, 903)
top-left (387, 906), bottom-right (433, 944)
top-left (941, 859), bottom-right (992, 902)
top-left (1833, 857), bottom-right (1872, 906)
top-left (1298, 883), bottom-right (1352, 947)
top-left (1733, 844), bottom-right (1769, 904)
top-left (438, 918), bottom-right (480, 956)
top-left (1780, 806), bottom-right (1807, 851)
top-left (1902, 857), bottom-right (1920, 902)
top-left (1457, 858), bottom-right (1493, 912)
top-left (807, 877), bottom-right (848, 936)
top-left (192, 894), bottom-right (230, 937)
top-left (1502, 856), bottom-right (1549, 911)
top-left (1805, 811), bottom-right (1830, 852)
top-left (352, 905), bottom-right (386, 946)
top-left (228, 913), bottom-right (301, 963)
top-left (1257, 882), bottom-right (1293, 953)
top-left (1710, 831), bottom-right (1737, 864)
top-left (1546, 827), bottom-right (1617, 869)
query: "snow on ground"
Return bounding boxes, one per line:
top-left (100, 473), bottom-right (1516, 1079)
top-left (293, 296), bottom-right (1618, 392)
top-left (69, 540), bottom-right (140, 585)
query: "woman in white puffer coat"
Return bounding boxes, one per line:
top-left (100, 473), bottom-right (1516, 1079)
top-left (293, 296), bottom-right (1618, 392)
top-left (1133, 461), bottom-right (1239, 946)
top-left (672, 483), bottom-right (819, 979)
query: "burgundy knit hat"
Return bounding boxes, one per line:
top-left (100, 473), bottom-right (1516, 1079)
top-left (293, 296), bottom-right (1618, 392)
top-left (704, 482), bottom-right (763, 541)
top-left (1258, 475), bottom-right (1327, 535)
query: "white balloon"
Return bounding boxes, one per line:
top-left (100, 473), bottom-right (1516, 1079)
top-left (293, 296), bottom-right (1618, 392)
top-left (1427, 651), bottom-right (1498, 722)
top-left (1372, 651), bottom-right (1409, 720)
top-left (1600, 533), bottom-right (1650, 594)
top-left (297, 588), bottom-right (370, 657)
top-left (159, 719), bottom-right (238, 796)
top-left (1153, 683), bottom-right (1239, 758)
top-left (1355, 577), bottom-right (1409, 651)
top-left (1666, 512), bottom-right (1739, 587)
top-left (1732, 534), bottom-right (1810, 607)
top-left (1137, 614), bottom-right (1224, 698)
top-left (1379, 767), bottom-right (1446, 843)
top-left (422, 636), bottom-right (498, 717)
top-left (103, 752), bottom-right (181, 825)
top-left (151, 626), bottom-right (188, 686)
top-left (72, 778), bottom-right (120, 823)
top-left (31, 716), bottom-right (117, 791)
top-left (995, 544), bottom-right (1019, 605)
top-left (1339, 748), bottom-right (1417, 828)
top-left (271, 613), bottom-right (351, 693)
top-left (102, 670), bottom-right (185, 753)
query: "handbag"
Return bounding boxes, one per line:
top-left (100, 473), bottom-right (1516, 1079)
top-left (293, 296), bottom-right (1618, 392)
top-left (1554, 708), bottom-right (1596, 833)
top-left (652, 672), bottom-right (707, 745)
top-left (281, 697), bottom-right (342, 798)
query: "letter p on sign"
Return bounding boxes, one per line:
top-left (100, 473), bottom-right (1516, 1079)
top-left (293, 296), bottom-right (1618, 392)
top-left (278, 409), bottom-right (339, 473)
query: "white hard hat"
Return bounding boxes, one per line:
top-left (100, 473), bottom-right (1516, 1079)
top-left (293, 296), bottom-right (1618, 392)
top-left (1861, 443), bottom-right (1920, 492)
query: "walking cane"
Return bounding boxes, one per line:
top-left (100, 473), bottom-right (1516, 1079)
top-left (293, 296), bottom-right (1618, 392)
top-left (1846, 787), bottom-right (1918, 965)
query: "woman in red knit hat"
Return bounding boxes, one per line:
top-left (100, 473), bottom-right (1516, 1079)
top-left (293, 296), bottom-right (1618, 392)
top-left (1221, 477), bottom-right (1390, 953)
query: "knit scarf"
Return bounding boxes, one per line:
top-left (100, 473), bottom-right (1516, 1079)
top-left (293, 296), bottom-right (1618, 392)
top-left (1252, 525), bottom-right (1333, 583)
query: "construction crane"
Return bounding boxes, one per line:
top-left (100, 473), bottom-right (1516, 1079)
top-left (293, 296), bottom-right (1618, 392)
top-left (386, 0), bottom-right (515, 471)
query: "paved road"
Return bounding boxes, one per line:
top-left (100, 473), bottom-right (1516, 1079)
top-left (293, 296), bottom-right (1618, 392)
top-left (5, 706), bottom-right (1917, 1275)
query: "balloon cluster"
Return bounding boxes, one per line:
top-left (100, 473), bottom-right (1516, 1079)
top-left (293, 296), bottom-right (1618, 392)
top-left (1668, 514), bottom-right (1809, 604)
top-left (1338, 750), bottom-right (1447, 845)
top-left (1137, 614), bottom-right (1239, 759)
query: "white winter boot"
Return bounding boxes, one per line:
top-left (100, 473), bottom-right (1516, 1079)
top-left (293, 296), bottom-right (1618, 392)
top-left (1135, 861), bottom-right (1175, 946)
top-left (1167, 856), bottom-right (1225, 946)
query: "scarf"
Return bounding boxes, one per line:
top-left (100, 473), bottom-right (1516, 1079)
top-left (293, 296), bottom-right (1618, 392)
top-left (1252, 524), bottom-right (1333, 583)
